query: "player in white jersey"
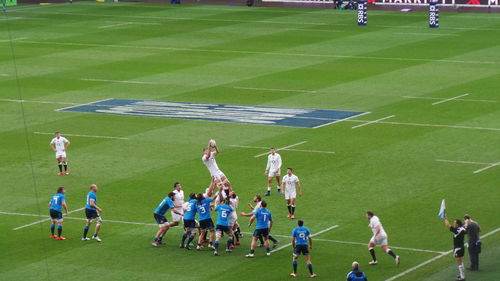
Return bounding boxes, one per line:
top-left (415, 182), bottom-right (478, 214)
top-left (49, 132), bottom-right (71, 175)
top-left (366, 211), bottom-right (400, 265)
top-left (264, 148), bottom-right (282, 197)
top-left (202, 141), bottom-right (232, 191)
top-left (228, 191), bottom-right (242, 246)
top-left (281, 168), bottom-right (301, 219)
top-left (169, 182), bottom-right (185, 227)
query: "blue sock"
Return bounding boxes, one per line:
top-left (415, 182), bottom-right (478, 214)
top-left (307, 264), bottom-right (313, 275)
top-left (227, 238), bottom-right (233, 248)
top-left (181, 233), bottom-right (188, 246)
top-left (57, 225), bottom-right (62, 237)
top-left (83, 226), bottom-right (89, 238)
top-left (50, 224), bottom-right (55, 235)
top-left (214, 241), bottom-right (219, 251)
top-left (266, 247), bottom-right (270, 253)
top-left (293, 260), bottom-right (298, 273)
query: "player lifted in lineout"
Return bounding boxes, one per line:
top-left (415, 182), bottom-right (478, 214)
top-left (49, 132), bottom-right (70, 175)
top-left (265, 147), bottom-right (282, 196)
top-left (366, 211), bottom-right (400, 265)
top-left (202, 139), bottom-right (232, 192)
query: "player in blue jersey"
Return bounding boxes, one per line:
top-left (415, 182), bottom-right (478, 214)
top-left (82, 184), bottom-right (103, 242)
top-left (180, 193), bottom-right (198, 250)
top-left (152, 192), bottom-right (183, 247)
top-left (195, 183), bottom-right (216, 250)
top-left (245, 201), bottom-right (273, 258)
top-left (213, 196), bottom-right (234, 256)
top-left (290, 220), bottom-right (316, 278)
top-left (48, 187), bottom-right (68, 240)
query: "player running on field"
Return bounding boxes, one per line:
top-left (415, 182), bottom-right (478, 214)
top-left (213, 195), bottom-right (234, 256)
top-left (180, 193), bottom-right (197, 250)
top-left (152, 192), bottom-right (183, 247)
top-left (245, 201), bottom-right (273, 258)
top-left (444, 215), bottom-right (466, 281)
top-left (290, 220), bottom-right (316, 278)
top-left (202, 140), bottom-right (232, 191)
top-left (366, 211), bottom-right (400, 265)
top-left (49, 132), bottom-right (70, 175)
top-left (196, 184), bottom-right (216, 250)
top-left (282, 168), bottom-right (301, 219)
top-left (265, 147), bottom-right (282, 196)
top-left (49, 187), bottom-right (68, 240)
top-left (82, 184), bottom-right (103, 242)
top-left (170, 182), bottom-right (184, 227)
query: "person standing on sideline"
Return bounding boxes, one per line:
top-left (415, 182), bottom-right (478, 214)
top-left (444, 215), bottom-right (466, 281)
top-left (464, 214), bottom-right (481, 271)
top-left (264, 147), bottom-right (282, 196)
top-left (346, 261), bottom-right (367, 281)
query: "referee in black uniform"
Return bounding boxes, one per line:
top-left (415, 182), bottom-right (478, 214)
top-left (444, 215), bottom-right (466, 281)
top-left (464, 214), bottom-right (481, 271)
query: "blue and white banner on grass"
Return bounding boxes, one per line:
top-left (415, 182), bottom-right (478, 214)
top-left (438, 199), bottom-right (446, 219)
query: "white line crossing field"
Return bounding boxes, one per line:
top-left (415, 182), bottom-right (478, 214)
top-left (254, 141), bottom-right (308, 157)
top-left (436, 159), bottom-right (500, 174)
top-left (33, 132), bottom-right (129, 140)
top-left (0, 98), bottom-right (80, 105)
top-left (12, 207), bottom-right (86, 230)
top-left (313, 111), bottom-right (372, 129)
top-left (80, 78), bottom-right (159, 85)
top-left (352, 115), bottom-right (396, 129)
top-left (233, 86), bottom-right (317, 94)
top-left (432, 93), bottom-right (470, 105)
top-left (402, 96), bottom-right (497, 103)
top-left (271, 225), bottom-right (339, 253)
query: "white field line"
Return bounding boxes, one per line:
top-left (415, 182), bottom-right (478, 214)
top-left (228, 144), bottom-right (335, 155)
top-left (13, 207), bottom-right (85, 230)
top-left (432, 93), bottom-right (470, 105)
top-left (8, 40), bottom-right (498, 66)
top-left (286, 28), bottom-right (345, 33)
top-left (347, 119), bottom-right (500, 132)
top-left (436, 159), bottom-right (492, 165)
top-left (393, 32), bottom-right (458, 36)
top-left (55, 98), bottom-right (114, 112)
top-left (402, 96), bottom-right (497, 103)
top-left (254, 141), bottom-right (307, 158)
top-left (385, 227), bottom-right (500, 281)
top-left (80, 78), bottom-right (159, 85)
top-left (99, 22), bottom-right (134, 29)
top-left (313, 238), bottom-right (445, 254)
top-left (352, 115), bottom-right (396, 129)
top-left (33, 132), bottom-right (129, 140)
top-left (271, 225), bottom-right (339, 253)
top-left (473, 162), bottom-right (500, 174)
top-left (233, 86), bottom-right (317, 94)
top-left (0, 74), bottom-right (9, 77)
top-left (0, 37), bottom-right (28, 42)
top-left (313, 111), bottom-right (372, 129)
top-left (0, 98), bottom-right (80, 105)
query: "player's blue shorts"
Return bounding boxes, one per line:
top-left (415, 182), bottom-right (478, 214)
top-left (216, 225), bottom-right (230, 233)
top-left (253, 228), bottom-right (269, 238)
top-left (199, 218), bottom-right (214, 230)
top-left (85, 208), bottom-right (99, 220)
top-left (184, 219), bottom-right (196, 229)
top-left (154, 213), bottom-right (168, 225)
top-left (50, 209), bottom-right (62, 220)
top-left (294, 245), bottom-right (309, 255)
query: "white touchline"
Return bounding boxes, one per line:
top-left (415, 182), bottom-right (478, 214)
top-left (402, 96), bottom-right (497, 103)
top-left (233, 86), bottom-right (317, 94)
top-left (432, 93), bottom-right (470, 105)
top-left (99, 22), bottom-right (134, 29)
top-left (33, 132), bottom-right (129, 140)
top-left (0, 74), bottom-right (9, 77)
top-left (385, 227), bottom-right (500, 281)
top-left (0, 37), bottom-right (27, 42)
top-left (473, 162), bottom-right (500, 174)
top-left (436, 159), bottom-right (492, 165)
top-left (393, 32), bottom-right (458, 36)
top-left (313, 111), bottom-right (371, 129)
top-left (13, 207), bottom-right (85, 230)
top-left (352, 115), bottom-right (396, 129)
top-left (0, 98), bottom-right (80, 105)
top-left (286, 28), bottom-right (345, 33)
top-left (346, 119), bottom-right (500, 132)
top-left (254, 141), bottom-right (308, 158)
top-left (80, 78), bottom-right (159, 85)
top-left (271, 225), bottom-right (339, 253)
top-left (228, 144), bottom-right (335, 155)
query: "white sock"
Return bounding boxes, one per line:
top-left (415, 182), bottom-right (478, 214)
top-left (267, 186), bottom-right (271, 191)
top-left (458, 263), bottom-right (465, 279)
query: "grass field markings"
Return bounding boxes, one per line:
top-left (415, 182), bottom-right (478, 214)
top-left (432, 93), bottom-right (470, 105)
top-left (99, 22), bottom-right (134, 29)
top-left (271, 225), bottom-right (340, 253)
top-left (33, 132), bottom-right (129, 140)
top-left (0, 37), bottom-right (27, 42)
top-left (436, 159), bottom-right (492, 165)
top-left (80, 78), bottom-right (159, 85)
top-left (285, 28), bottom-right (345, 33)
top-left (233, 86), bottom-right (317, 94)
top-left (55, 98), bottom-right (115, 112)
top-left (312, 238), bottom-right (446, 254)
top-left (0, 98), bottom-right (80, 105)
top-left (13, 207), bottom-right (85, 231)
top-left (229, 144), bottom-right (335, 155)
top-left (385, 227), bottom-right (500, 281)
top-left (313, 111), bottom-right (372, 129)
top-left (352, 115), bottom-right (396, 129)
top-left (473, 161), bottom-right (500, 174)
top-left (393, 32), bottom-right (458, 37)
top-left (10, 40), bottom-right (498, 66)
top-left (99, 21), bottom-right (161, 29)
top-left (347, 119), bottom-right (500, 132)
top-left (254, 141), bottom-right (308, 157)
top-left (0, 74), bottom-right (10, 77)
top-left (402, 96), bottom-right (497, 103)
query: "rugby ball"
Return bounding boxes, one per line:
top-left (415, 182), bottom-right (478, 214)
top-left (209, 139), bottom-right (216, 147)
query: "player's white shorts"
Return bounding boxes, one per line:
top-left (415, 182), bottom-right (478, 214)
top-left (370, 234), bottom-right (388, 246)
top-left (229, 212), bottom-right (238, 227)
top-left (211, 171), bottom-right (226, 181)
top-left (55, 151), bottom-right (66, 159)
top-left (268, 170), bottom-right (280, 177)
top-left (171, 208), bottom-right (183, 222)
top-left (285, 188), bottom-right (296, 200)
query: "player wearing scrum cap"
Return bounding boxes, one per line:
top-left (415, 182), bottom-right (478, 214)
top-left (366, 211), bottom-right (400, 265)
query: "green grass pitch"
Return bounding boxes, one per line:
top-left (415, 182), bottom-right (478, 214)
top-left (1, 2), bottom-right (499, 280)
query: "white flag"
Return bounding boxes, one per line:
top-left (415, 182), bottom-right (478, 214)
top-left (438, 199), bottom-right (446, 219)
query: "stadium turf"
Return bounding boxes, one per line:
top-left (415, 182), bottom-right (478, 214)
top-left (0, 2), bottom-right (499, 280)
